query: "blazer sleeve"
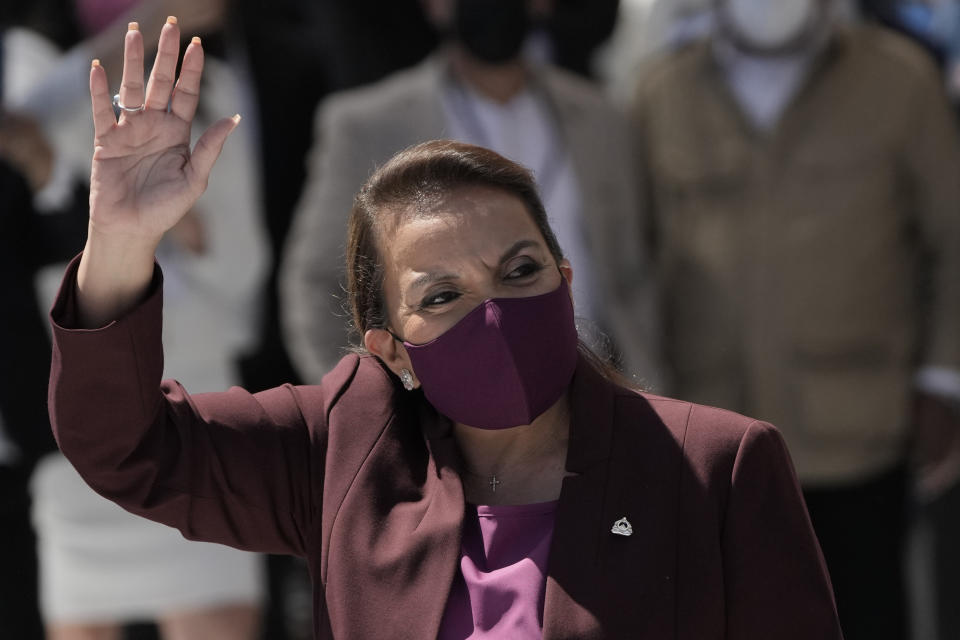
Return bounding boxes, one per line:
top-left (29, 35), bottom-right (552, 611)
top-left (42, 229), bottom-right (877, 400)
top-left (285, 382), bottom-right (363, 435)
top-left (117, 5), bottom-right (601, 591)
top-left (721, 421), bottom-right (843, 639)
top-left (48, 255), bottom-right (322, 557)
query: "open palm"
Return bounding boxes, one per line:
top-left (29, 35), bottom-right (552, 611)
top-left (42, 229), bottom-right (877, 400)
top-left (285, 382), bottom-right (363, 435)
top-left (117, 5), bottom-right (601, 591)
top-left (88, 19), bottom-right (237, 243)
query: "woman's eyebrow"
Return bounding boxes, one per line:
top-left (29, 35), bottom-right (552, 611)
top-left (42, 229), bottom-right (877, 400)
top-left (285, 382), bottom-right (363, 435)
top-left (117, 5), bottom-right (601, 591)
top-left (407, 239), bottom-right (542, 293)
top-left (498, 239), bottom-right (540, 265)
top-left (409, 271), bottom-right (460, 292)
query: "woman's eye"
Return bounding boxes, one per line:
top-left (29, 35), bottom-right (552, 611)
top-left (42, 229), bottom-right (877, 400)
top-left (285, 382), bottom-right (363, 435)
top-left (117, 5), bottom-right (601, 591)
top-left (505, 261), bottom-right (543, 280)
top-left (420, 290), bottom-right (461, 309)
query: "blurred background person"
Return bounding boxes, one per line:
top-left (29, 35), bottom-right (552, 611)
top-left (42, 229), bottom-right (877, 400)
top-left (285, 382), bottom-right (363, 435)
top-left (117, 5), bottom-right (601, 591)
top-left (629, 1), bottom-right (960, 638)
top-left (596, 0), bottom-right (860, 103)
top-left (0, 119), bottom-right (51, 640)
top-left (1, 5), bottom-right (99, 638)
top-left (4, 3), bottom-right (270, 638)
top-left (854, 4), bottom-right (960, 638)
top-left (0, 90), bottom-right (87, 640)
top-left (280, 0), bottom-right (661, 394)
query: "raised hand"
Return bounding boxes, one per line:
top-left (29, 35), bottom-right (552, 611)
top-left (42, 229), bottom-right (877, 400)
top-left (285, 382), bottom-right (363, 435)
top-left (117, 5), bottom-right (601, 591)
top-left (76, 17), bottom-right (238, 328)
top-left (88, 17), bottom-right (237, 242)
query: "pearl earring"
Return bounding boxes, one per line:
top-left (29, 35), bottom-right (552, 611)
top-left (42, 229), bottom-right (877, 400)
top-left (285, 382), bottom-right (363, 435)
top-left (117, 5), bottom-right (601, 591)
top-left (399, 369), bottom-right (415, 391)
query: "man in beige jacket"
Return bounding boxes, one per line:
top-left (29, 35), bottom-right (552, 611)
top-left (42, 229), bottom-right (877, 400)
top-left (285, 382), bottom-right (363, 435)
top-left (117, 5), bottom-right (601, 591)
top-left (631, 1), bottom-right (960, 638)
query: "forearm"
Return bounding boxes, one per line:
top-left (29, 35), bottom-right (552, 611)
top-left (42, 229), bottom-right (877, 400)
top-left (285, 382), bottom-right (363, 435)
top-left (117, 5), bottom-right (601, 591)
top-left (76, 224), bottom-right (160, 328)
top-left (51, 254), bottom-right (315, 555)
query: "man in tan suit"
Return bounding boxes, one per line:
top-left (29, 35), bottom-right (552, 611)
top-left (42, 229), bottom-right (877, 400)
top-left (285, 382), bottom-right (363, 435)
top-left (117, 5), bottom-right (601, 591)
top-left (280, 0), bottom-right (660, 388)
top-left (631, 1), bottom-right (960, 638)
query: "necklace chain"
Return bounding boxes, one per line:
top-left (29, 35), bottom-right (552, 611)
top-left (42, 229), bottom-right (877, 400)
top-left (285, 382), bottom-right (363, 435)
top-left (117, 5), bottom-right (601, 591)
top-left (458, 410), bottom-right (570, 494)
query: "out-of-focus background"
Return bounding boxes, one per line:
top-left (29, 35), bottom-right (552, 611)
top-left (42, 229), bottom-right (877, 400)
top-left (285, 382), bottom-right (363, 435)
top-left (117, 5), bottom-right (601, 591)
top-left (2, 1), bottom-right (959, 638)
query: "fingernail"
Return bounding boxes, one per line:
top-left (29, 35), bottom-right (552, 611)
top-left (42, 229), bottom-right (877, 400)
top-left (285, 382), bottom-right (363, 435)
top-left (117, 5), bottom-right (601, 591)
top-left (232, 114), bottom-right (242, 125)
top-left (128, 21), bottom-right (139, 31)
top-left (92, 59), bottom-right (101, 67)
top-left (191, 36), bottom-right (202, 45)
top-left (166, 15), bottom-right (178, 24)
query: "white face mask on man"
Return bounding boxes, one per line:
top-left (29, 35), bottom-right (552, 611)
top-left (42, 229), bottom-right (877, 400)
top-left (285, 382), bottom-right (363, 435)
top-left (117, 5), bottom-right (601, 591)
top-left (720, 0), bottom-right (820, 51)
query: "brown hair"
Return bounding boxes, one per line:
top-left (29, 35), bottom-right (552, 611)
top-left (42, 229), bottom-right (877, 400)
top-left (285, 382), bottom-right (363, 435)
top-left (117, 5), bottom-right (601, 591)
top-left (345, 139), bottom-right (564, 338)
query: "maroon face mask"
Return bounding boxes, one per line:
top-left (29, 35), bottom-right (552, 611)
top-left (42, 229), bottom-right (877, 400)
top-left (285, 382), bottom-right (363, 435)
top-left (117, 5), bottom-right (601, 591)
top-left (402, 278), bottom-right (579, 429)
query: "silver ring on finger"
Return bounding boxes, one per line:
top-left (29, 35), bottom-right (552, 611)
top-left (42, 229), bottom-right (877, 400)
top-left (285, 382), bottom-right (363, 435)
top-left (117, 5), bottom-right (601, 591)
top-left (113, 93), bottom-right (145, 113)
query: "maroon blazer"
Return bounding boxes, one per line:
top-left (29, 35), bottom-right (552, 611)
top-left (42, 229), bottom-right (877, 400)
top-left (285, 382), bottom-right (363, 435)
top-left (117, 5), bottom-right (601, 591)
top-left (48, 258), bottom-right (842, 639)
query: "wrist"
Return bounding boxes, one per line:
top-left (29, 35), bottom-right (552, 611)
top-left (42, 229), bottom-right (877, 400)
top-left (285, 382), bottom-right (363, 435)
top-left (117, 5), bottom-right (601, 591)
top-left (76, 224), bottom-right (160, 328)
top-left (85, 222), bottom-right (162, 257)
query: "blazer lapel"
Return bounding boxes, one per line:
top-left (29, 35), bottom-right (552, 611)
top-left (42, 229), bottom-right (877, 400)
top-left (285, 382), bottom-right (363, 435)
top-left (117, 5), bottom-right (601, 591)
top-left (324, 386), bottom-right (465, 640)
top-left (543, 357), bottom-right (613, 640)
top-left (543, 358), bottom-right (681, 639)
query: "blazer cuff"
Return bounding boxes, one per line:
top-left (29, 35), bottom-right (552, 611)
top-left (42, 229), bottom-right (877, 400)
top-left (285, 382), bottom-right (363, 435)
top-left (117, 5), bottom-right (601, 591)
top-left (49, 252), bottom-right (164, 332)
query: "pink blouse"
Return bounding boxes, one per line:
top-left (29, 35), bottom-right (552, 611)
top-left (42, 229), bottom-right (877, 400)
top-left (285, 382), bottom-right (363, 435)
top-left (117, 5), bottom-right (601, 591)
top-left (437, 500), bottom-right (559, 639)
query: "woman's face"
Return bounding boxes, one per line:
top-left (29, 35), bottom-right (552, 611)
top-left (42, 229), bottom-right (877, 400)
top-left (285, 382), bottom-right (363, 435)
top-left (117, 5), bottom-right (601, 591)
top-left (363, 184), bottom-right (572, 383)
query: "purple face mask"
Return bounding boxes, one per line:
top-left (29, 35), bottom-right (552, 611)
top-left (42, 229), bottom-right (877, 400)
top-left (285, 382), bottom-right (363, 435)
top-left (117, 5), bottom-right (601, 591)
top-left (402, 278), bottom-right (579, 429)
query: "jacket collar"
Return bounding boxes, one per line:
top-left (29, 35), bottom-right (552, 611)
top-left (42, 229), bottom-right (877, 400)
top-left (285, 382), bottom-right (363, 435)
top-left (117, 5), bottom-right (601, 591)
top-left (696, 25), bottom-right (850, 141)
top-left (548, 357), bottom-right (685, 638)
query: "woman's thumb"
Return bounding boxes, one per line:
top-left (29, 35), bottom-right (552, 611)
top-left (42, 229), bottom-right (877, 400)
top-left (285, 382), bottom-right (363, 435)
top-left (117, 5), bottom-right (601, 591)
top-left (188, 114), bottom-right (241, 190)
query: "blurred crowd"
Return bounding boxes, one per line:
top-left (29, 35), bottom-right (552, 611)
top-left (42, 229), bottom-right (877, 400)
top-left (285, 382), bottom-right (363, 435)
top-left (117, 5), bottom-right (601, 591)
top-left (2, 0), bottom-right (960, 639)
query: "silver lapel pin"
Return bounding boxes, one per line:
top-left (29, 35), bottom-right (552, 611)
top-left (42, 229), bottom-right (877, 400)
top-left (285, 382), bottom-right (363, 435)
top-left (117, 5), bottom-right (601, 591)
top-left (611, 516), bottom-right (633, 537)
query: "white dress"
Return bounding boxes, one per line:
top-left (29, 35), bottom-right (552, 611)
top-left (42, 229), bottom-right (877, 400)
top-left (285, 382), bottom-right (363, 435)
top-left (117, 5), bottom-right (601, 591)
top-left (4, 28), bottom-right (271, 623)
